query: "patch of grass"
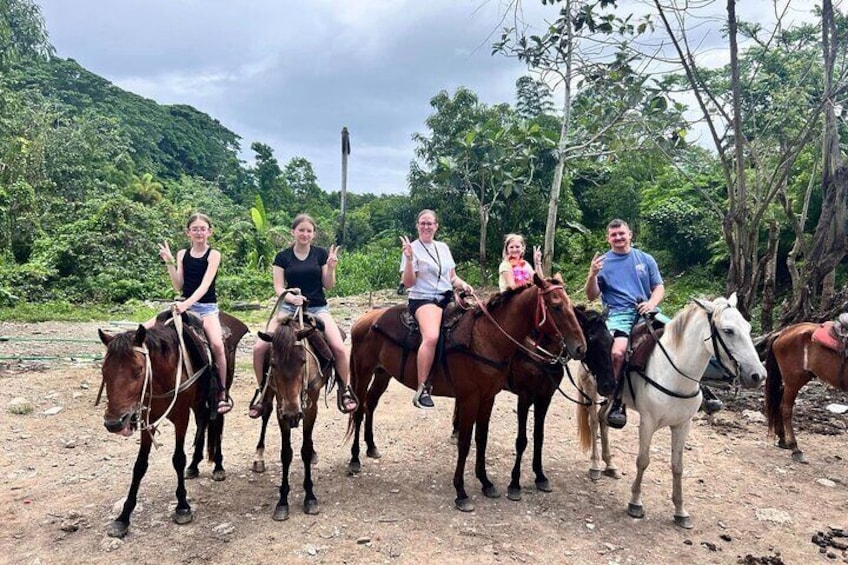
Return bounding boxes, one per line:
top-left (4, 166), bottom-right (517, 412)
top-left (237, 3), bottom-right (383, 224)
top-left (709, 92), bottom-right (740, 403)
top-left (0, 300), bottom-right (159, 323)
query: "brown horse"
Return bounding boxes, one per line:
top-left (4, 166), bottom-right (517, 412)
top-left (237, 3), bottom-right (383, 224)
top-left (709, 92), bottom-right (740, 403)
top-left (98, 312), bottom-right (246, 538)
top-left (256, 315), bottom-right (331, 520)
top-left (765, 322), bottom-right (847, 463)
top-left (347, 274), bottom-right (586, 512)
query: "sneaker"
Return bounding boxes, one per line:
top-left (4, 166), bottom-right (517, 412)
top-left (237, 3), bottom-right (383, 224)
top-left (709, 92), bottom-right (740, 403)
top-left (413, 386), bottom-right (435, 409)
top-left (606, 402), bottom-right (627, 429)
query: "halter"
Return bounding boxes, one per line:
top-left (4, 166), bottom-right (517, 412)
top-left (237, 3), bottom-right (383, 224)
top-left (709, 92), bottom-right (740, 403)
top-left (702, 308), bottom-right (743, 383)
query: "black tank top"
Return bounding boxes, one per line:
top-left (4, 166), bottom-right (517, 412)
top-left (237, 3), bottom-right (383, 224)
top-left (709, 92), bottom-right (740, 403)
top-left (181, 247), bottom-right (216, 303)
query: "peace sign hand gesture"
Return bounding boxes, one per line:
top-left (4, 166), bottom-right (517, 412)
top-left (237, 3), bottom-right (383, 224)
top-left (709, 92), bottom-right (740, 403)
top-left (327, 244), bottom-right (340, 269)
top-left (158, 241), bottom-right (174, 265)
top-left (400, 235), bottom-right (414, 260)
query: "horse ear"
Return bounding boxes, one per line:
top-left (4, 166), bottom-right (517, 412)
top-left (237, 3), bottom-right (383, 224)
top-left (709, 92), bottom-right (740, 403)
top-left (258, 331), bottom-right (273, 343)
top-left (134, 325), bottom-right (147, 346)
top-left (533, 272), bottom-right (545, 287)
top-left (98, 328), bottom-right (114, 346)
top-left (553, 272), bottom-right (564, 284)
top-left (693, 297), bottom-right (715, 314)
top-left (296, 327), bottom-right (316, 340)
top-left (727, 292), bottom-right (738, 308)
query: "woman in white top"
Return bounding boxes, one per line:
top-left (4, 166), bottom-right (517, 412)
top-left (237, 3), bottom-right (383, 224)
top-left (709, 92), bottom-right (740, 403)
top-left (400, 209), bottom-right (473, 409)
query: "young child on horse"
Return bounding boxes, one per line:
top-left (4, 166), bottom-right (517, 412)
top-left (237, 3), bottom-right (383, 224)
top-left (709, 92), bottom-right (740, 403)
top-left (250, 213), bottom-right (358, 417)
top-left (400, 209), bottom-right (473, 409)
top-left (156, 213), bottom-right (231, 414)
top-left (498, 233), bottom-right (542, 292)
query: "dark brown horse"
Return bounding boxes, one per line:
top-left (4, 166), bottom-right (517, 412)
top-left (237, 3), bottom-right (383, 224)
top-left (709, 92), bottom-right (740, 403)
top-left (765, 322), bottom-right (848, 463)
top-left (256, 315), bottom-right (331, 520)
top-left (98, 312), bottom-right (246, 538)
top-left (347, 275), bottom-right (587, 512)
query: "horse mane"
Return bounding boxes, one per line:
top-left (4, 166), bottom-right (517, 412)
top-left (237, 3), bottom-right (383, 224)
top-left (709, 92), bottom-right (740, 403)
top-left (106, 325), bottom-right (178, 360)
top-left (271, 318), bottom-right (300, 367)
top-left (664, 303), bottom-right (698, 350)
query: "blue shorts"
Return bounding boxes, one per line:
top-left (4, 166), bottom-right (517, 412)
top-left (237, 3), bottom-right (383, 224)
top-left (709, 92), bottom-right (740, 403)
top-left (188, 302), bottom-right (219, 318)
top-left (277, 303), bottom-right (330, 316)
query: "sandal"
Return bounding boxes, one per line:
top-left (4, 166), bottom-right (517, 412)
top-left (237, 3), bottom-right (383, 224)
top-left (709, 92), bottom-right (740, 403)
top-left (217, 396), bottom-right (233, 415)
top-left (337, 385), bottom-right (359, 414)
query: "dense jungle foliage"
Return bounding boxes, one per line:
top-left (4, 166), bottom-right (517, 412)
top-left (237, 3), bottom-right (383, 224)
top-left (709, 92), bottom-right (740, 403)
top-left (1, 1), bottom-right (846, 328)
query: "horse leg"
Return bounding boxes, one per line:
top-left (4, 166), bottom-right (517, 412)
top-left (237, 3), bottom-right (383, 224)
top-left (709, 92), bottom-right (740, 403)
top-left (627, 421), bottom-right (657, 520)
top-left (779, 377), bottom-right (810, 464)
top-left (302, 410), bottom-right (319, 515)
top-left (670, 421), bottom-right (693, 529)
top-left (531, 393), bottom-right (553, 493)
top-left (474, 396), bottom-right (500, 500)
top-left (252, 403), bottom-right (273, 474)
top-left (450, 400), bottom-right (459, 444)
top-left (364, 370), bottom-right (391, 459)
top-left (171, 418), bottom-right (194, 526)
top-left (454, 397), bottom-right (476, 512)
top-left (598, 410), bottom-right (620, 479)
top-left (108, 435), bottom-right (153, 538)
top-left (186, 411), bottom-right (205, 480)
top-left (273, 424), bottom-right (293, 521)
top-left (347, 405), bottom-right (365, 475)
top-left (210, 415), bottom-right (226, 481)
top-left (507, 395), bottom-right (532, 501)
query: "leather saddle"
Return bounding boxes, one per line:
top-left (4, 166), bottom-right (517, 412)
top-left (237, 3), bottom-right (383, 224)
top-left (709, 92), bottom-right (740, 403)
top-left (812, 315), bottom-right (848, 355)
top-left (372, 301), bottom-right (472, 353)
top-left (626, 316), bottom-right (666, 372)
top-left (154, 309), bottom-right (249, 376)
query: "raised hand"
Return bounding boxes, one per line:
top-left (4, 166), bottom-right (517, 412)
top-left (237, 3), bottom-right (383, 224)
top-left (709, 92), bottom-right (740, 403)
top-left (588, 252), bottom-right (605, 277)
top-left (533, 245), bottom-right (542, 266)
top-left (400, 235), bottom-right (414, 259)
top-left (327, 244), bottom-right (340, 269)
top-left (158, 241), bottom-right (174, 264)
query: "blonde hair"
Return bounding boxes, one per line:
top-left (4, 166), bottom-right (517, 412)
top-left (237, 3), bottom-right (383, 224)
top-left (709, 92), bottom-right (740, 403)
top-left (502, 233), bottom-right (526, 260)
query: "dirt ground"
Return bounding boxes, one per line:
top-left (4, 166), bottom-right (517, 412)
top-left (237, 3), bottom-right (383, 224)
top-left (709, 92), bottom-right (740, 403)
top-left (3, 291), bottom-right (848, 565)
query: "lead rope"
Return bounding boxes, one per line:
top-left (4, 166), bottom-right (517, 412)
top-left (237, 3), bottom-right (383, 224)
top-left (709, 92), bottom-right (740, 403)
top-left (254, 288), bottom-right (303, 406)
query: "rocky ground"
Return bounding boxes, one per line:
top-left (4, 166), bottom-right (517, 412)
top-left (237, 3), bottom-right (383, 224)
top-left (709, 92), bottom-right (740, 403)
top-left (2, 292), bottom-right (848, 564)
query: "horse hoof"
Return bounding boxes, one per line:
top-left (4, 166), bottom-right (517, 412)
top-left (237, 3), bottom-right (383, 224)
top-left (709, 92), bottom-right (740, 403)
top-left (366, 447), bottom-right (382, 459)
top-left (212, 469), bottom-right (226, 482)
top-left (776, 439), bottom-right (791, 450)
top-left (482, 485), bottom-right (500, 499)
top-left (627, 503), bottom-right (645, 519)
top-left (674, 514), bottom-right (693, 529)
top-left (107, 520), bottom-right (129, 538)
top-left (507, 487), bottom-right (522, 502)
top-left (604, 468), bottom-right (622, 480)
top-left (535, 480), bottom-right (552, 493)
top-left (449, 432), bottom-right (458, 445)
top-left (273, 504), bottom-right (290, 521)
top-left (303, 499), bottom-right (319, 515)
top-left (589, 469), bottom-right (602, 481)
top-left (252, 461), bottom-right (266, 474)
top-left (311, 451), bottom-right (319, 466)
top-left (172, 509), bottom-right (194, 525)
top-left (184, 467), bottom-right (199, 480)
top-left (347, 460), bottom-right (361, 475)
top-left (455, 497), bottom-right (475, 512)
top-left (792, 450), bottom-right (808, 464)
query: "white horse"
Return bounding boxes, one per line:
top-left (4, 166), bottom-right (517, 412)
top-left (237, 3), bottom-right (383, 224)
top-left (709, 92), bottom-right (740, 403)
top-left (576, 293), bottom-right (765, 528)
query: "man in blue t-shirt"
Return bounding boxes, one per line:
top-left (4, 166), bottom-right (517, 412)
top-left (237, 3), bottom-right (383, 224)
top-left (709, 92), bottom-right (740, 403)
top-left (585, 219), bottom-right (723, 428)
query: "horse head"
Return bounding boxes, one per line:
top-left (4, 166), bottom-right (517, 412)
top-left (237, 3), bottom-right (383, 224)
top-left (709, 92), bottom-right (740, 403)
top-left (534, 273), bottom-right (586, 361)
top-left (574, 305), bottom-right (616, 397)
top-left (692, 292), bottom-right (765, 389)
top-left (260, 317), bottom-right (314, 428)
top-left (99, 325), bottom-right (147, 436)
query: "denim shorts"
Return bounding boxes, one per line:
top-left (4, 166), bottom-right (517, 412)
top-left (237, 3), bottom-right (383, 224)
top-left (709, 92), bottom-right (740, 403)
top-left (277, 303), bottom-right (330, 316)
top-left (188, 302), bottom-right (219, 318)
top-left (606, 309), bottom-right (671, 336)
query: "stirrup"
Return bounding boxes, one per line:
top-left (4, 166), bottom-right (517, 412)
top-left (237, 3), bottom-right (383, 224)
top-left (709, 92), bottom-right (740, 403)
top-left (337, 384), bottom-right (359, 414)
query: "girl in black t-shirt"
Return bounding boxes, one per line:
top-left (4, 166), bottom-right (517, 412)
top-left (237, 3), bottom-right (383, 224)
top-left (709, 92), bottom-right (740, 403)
top-left (250, 214), bottom-right (358, 416)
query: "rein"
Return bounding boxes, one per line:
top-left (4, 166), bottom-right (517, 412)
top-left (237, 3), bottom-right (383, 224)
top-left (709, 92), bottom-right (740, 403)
top-left (469, 285), bottom-right (569, 366)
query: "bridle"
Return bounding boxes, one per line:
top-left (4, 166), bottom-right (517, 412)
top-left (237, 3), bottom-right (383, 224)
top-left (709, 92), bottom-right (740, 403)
top-left (470, 283), bottom-right (575, 366)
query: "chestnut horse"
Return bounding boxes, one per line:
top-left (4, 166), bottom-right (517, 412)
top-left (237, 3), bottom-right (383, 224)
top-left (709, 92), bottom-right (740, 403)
top-left (764, 322), bottom-right (848, 463)
top-left (98, 312), bottom-right (245, 538)
top-left (347, 275), bottom-right (586, 512)
top-left (255, 315), bottom-right (331, 521)
top-left (576, 294), bottom-right (765, 528)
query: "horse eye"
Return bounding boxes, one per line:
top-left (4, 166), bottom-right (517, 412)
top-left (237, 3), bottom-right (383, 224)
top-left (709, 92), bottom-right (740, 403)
top-left (552, 304), bottom-right (563, 312)
top-left (722, 328), bottom-right (735, 336)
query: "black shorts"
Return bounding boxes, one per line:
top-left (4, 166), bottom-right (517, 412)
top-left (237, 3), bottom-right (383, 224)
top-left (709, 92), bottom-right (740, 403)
top-left (409, 291), bottom-right (453, 317)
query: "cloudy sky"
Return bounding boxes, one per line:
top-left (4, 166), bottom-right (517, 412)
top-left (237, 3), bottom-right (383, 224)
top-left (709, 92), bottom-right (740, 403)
top-left (37, 0), bottom-right (821, 195)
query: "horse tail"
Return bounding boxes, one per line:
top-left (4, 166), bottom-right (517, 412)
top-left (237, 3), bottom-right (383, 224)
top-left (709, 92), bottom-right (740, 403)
top-left (763, 334), bottom-right (784, 435)
top-left (576, 402), bottom-right (592, 452)
top-left (206, 416), bottom-right (222, 462)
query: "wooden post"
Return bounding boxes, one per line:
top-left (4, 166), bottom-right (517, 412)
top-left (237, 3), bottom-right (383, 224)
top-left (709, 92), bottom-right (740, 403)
top-left (339, 127), bottom-right (350, 245)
